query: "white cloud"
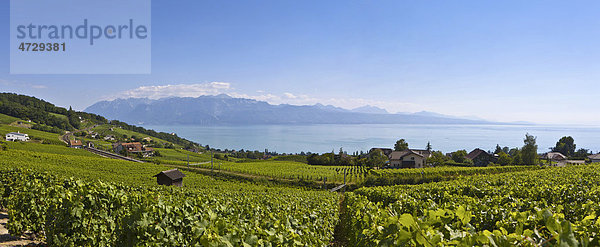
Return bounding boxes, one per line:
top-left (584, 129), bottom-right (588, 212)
top-left (283, 92), bottom-right (297, 99)
top-left (115, 82), bottom-right (233, 99)
top-left (111, 82), bottom-right (423, 113)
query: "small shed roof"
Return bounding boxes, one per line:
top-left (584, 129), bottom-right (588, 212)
top-left (154, 169), bottom-right (186, 180)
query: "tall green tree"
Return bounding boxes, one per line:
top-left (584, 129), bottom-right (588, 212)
top-left (367, 149), bottom-right (388, 168)
top-left (521, 133), bottom-right (538, 165)
top-left (573, 148), bottom-right (591, 159)
top-left (552, 136), bottom-right (576, 157)
top-left (394, 139), bottom-right (409, 151)
top-left (426, 151), bottom-right (449, 166)
top-left (497, 152), bottom-right (512, 166)
top-left (451, 150), bottom-right (468, 163)
top-left (426, 142), bottom-right (432, 152)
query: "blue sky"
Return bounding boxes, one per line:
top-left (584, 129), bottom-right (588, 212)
top-left (1, 0), bottom-right (600, 124)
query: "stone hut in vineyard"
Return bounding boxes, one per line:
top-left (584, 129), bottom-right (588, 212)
top-left (153, 169), bottom-right (186, 187)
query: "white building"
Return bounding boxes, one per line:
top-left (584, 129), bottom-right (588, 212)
top-left (388, 150), bottom-right (426, 168)
top-left (5, 132), bottom-right (29, 142)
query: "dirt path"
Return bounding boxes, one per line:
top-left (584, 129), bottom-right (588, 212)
top-left (0, 212), bottom-right (43, 247)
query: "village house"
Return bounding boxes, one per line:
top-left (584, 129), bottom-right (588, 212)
top-left (541, 152), bottom-right (567, 161)
top-left (588, 153), bottom-right (600, 163)
top-left (113, 142), bottom-right (155, 157)
top-left (388, 149), bottom-right (426, 168)
top-left (69, 140), bottom-right (83, 149)
top-left (103, 135), bottom-right (116, 141)
top-left (5, 132), bottom-right (29, 142)
top-left (541, 152), bottom-right (566, 163)
top-left (142, 137), bottom-right (153, 142)
top-left (153, 169), bottom-right (186, 187)
top-left (541, 152), bottom-right (568, 166)
top-left (466, 148), bottom-right (495, 166)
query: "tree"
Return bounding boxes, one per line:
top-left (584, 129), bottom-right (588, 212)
top-left (426, 142), bottom-right (432, 152)
top-left (495, 145), bottom-right (510, 154)
top-left (494, 144), bottom-right (502, 154)
top-left (552, 136), bottom-right (576, 157)
top-left (521, 133), bottom-right (538, 165)
top-left (394, 139), bottom-right (409, 151)
top-left (451, 150), bottom-right (468, 163)
top-left (367, 149), bottom-right (388, 168)
top-left (426, 151), bottom-right (449, 166)
top-left (573, 148), bottom-right (591, 159)
top-left (497, 152), bottom-right (512, 166)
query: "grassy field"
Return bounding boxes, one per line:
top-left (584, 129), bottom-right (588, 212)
top-left (0, 113), bottom-right (21, 124)
top-left (147, 147), bottom-right (211, 163)
top-left (2, 141), bottom-right (97, 157)
top-left (0, 143), bottom-right (261, 189)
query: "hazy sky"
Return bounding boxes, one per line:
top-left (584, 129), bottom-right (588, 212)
top-left (1, 0), bottom-right (600, 124)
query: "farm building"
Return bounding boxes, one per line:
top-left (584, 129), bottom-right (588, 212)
top-left (153, 169), bottom-right (186, 187)
top-left (540, 152), bottom-right (567, 161)
top-left (113, 142), bottom-right (155, 157)
top-left (5, 132), bottom-right (29, 142)
top-left (69, 140), bottom-right (83, 148)
top-left (589, 153), bottom-right (600, 163)
top-left (388, 149), bottom-right (426, 168)
top-left (541, 152), bottom-right (568, 166)
top-left (466, 148), bottom-right (495, 166)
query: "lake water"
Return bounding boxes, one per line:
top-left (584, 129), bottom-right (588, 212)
top-left (141, 124), bottom-right (600, 154)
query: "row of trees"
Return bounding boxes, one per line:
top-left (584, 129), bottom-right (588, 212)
top-left (426, 134), bottom-right (540, 166)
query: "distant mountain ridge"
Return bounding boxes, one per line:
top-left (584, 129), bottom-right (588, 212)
top-left (85, 95), bottom-right (495, 125)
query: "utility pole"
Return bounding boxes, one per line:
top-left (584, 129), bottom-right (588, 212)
top-left (211, 150), bottom-right (214, 173)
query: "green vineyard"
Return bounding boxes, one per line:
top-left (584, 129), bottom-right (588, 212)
top-left (1, 141), bottom-right (599, 246)
top-left (339, 164), bottom-right (600, 246)
top-left (192, 160), bottom-right (542, 187)
top-left (0, 168), bottom-right (339, 246)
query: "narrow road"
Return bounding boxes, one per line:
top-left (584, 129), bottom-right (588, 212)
top-left (83, 146), bottom-right (144, 163)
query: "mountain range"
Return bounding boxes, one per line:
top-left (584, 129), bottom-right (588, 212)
top-left (84, 94), bottom-right (494, 125)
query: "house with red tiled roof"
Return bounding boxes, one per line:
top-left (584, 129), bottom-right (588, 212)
top-left (113, 142), bottom-right (155, 157)
top-left (466, 148), bottom-right (495, 166)
top-left (69, 139), bottom-right (83, 149)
